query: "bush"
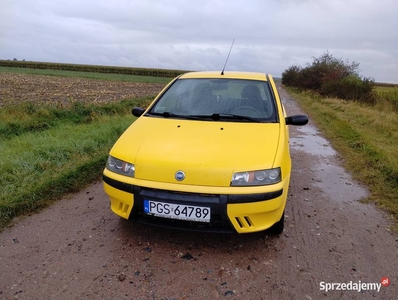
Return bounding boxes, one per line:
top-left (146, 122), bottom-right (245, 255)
top-left (282, 52), bottom-right (375, 103)
top-left (281, 65), bottom-right (302, 87)
top-left (320, 75), bottom-right (376, 104)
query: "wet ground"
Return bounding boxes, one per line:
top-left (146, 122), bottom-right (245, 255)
top-left (289, 120), bottom-right (368, 203)
top-left (0, 87), bottom-right (397, 299)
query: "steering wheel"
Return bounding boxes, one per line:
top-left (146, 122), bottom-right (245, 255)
top-left (231, 106), bottom-right (261, 117)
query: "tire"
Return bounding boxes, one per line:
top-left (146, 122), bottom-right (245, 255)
top-left (268, 211), bottom-right (285, 235)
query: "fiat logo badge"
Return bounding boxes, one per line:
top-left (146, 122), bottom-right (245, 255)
top-left (175, 171), bottom-right (185, 181)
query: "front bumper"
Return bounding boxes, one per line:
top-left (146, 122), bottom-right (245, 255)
top-left (103, 174), bottom-right (289, 234)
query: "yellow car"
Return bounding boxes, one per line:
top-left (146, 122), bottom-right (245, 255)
top-left (103, 71), bottom-right (308, 234)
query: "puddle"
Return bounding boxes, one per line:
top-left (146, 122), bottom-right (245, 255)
top-left (312, 162), bottom-right (368, 202)
top-left (290, 125), bottom-right (337, 157)
top-left (290, 124), bottom-right (368, 202)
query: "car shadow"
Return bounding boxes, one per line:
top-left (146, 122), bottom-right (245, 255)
top-left (117, 218), bottom-right (282, 253)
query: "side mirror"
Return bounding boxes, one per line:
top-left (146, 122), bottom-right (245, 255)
top-left (285, 115), bottom-right (308, 126)
top-left (132, 107), bottom-right (145, 117)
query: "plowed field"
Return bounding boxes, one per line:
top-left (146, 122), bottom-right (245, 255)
top-left (0, 73), bottom-right (165, 105)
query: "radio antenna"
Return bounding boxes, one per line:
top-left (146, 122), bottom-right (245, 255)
top-left (221, 39), bottom-right (235, 75)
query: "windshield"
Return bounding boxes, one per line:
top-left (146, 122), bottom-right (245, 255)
top-left (147, 78), bottom-right (278, 122)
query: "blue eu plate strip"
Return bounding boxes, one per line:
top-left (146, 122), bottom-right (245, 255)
top-left (143, 200), bottom-right (150, 213)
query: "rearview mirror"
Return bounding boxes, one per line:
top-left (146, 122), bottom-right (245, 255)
top-left (132, 107), bottom-right (145, 117)
top-left (285, 115), bottom-right (308, 126)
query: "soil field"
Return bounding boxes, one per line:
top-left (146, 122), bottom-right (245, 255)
top-left (0, 81), bottom-right (397, 299)
top-left (0, 73), bottom-right (165, 105)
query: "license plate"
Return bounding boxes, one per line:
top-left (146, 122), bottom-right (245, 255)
top-left (143, 200), bottom-right (211, 223)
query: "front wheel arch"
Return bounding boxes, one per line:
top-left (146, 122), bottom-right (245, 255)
top-left (267, 211), bottom-right (284, 235)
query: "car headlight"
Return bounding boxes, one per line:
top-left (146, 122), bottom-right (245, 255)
top-left (106, 156), bottom-right (135, 177)
top-left (231, 167), bottom-right (281, 186)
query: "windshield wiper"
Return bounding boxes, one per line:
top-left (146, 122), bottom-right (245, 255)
top-left (147, 112), bottom-right (261, 122)
top-left (214, 113), bottom-right (260, 122)
top-left (147, 111), bottom-right (201, 120)
top-left (191, 113), bottom-right (261, 122)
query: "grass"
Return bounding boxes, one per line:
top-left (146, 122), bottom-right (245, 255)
top-left (374, 85), bottom-right (398, 93)
top-left (0, 66), bottom-right (172, 84)
top-left (374, 86), bottom-right (398, 112)
top-left (0, 97), bottom-right (153, 230)
top-left (0, 98), bottom-right (148, 139)
top-left (287, 88), bottom-right (398, 226)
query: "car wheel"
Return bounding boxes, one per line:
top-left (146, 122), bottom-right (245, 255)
top-left (268, 211), bottom-right (284, 235)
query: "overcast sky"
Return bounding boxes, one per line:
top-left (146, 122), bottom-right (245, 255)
top-left (1, 0), bottom-right (397, 83)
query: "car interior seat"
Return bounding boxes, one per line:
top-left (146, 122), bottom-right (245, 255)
top-left (191, 82), bottom-right (216, 114)
top-left (241, 85), bottom-right (263, 111)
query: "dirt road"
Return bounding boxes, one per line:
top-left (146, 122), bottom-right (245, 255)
top-left (0, 88), bottom-right (397, 300)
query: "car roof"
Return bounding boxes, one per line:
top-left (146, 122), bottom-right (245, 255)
top-left (179, 71), bottom-right (269, 81)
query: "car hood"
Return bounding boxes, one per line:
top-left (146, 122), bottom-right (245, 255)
top-left (110, 117), bottom-right (281, 187)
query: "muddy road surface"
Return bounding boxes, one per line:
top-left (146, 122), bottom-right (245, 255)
top-left (1, 88), bottom-right (397, 300)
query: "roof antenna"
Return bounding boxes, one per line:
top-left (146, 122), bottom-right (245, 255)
top-left (221, 39), bottom-right (235, 75)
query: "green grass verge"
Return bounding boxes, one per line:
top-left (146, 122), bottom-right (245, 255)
top-left (0, 66), bottom-right (172, 84)
top-left (0, 97), bottom-right (152, 230)
top-left (374, 87), bottom-right (398, 112)
top-left (288, 88), bottom-right (398, 226)
top-left (374, 86), bottom-right (398, 93)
